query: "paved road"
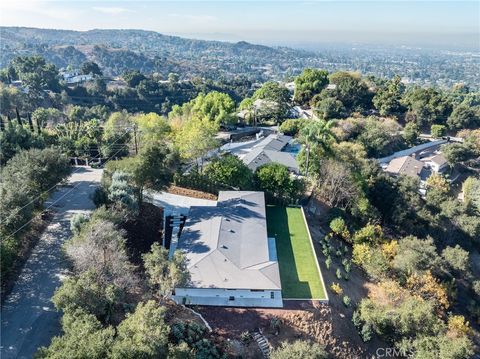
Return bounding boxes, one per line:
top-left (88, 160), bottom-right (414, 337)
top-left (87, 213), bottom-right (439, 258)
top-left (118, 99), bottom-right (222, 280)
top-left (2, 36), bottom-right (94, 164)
top-left (1, 167), bottom-right (103, 359)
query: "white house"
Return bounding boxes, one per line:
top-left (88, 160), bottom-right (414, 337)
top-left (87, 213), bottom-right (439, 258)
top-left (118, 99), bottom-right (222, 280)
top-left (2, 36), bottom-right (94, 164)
top-left (66, 74), bottom-right (93, 84)
top-left (423, 153), bottom-right (448, 173)
top-left (172, 191), bottom-right (283, 308)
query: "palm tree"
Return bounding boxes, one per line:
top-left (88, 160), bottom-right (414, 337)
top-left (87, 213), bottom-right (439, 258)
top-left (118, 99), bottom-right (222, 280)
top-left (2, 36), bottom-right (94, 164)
top-left (299, 119), bottom-right (335, 177)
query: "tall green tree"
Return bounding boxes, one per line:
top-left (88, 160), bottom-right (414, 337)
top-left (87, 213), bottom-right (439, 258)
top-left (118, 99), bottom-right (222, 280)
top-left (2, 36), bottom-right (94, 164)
top-left (81, 61), bottom-right (102, 76)
top-left (143, 243), bottom-right (190, 298)
top-left (110, 301), bottom-right (170, 359)
top-left (204, 154), bottom-right (253, 190)
top-left (372, 75), bottom-right (405, 116)
top-left (299, 119), bottom-right (335, 176)
top-left (36, 309), bottom-right (115, 359)
top-left (294, 68), bottom-right (329, 105)
top-left (254, 163), bottom-right (304, 204)
top-left (252, 81), bottom-right (292, 120)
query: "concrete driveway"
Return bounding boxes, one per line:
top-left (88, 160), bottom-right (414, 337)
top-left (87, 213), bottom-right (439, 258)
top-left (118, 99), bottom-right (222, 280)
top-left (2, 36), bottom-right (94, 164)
top-left (0, 167), bottom-right (103, 359)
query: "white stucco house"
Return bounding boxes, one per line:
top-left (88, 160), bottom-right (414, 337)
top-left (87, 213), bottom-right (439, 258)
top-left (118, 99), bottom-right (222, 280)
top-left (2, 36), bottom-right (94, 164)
top-left (423, 153), bottom-right (448, 173)
top-left (172, 191), bottom-right (283, 308)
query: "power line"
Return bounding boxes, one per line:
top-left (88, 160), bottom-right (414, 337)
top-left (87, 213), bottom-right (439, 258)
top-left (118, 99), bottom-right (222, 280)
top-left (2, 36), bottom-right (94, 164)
top-left (4, 126), bottom-right (133, 220)
top-left (4, 142), bottom-right (130, 240)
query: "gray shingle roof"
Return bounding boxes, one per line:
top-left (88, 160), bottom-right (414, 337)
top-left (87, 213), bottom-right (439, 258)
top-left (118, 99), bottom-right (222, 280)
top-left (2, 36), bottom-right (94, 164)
top-left (238, 134), bottom-right (299, 173)
top-left (430, 153), bottom-right (447, 166)
top-left (386, 156), bottom-right (424, 178)
top-left (243, 149), bottom-right (299, 173)
top-left (176, 191), bottom-right (281, 290)
top-left (253, 134), bottom-right (292, 151)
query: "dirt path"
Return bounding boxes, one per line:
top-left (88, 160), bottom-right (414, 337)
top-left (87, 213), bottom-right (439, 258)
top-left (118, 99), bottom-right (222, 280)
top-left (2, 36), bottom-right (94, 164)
top-left (0, 167), bottom-right (102, 359)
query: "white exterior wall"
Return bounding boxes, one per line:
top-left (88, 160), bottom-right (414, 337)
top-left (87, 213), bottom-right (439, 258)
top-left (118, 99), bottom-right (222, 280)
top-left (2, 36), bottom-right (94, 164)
top-left (426, 161), bottom-right (447, 173)
top-left (173, 288), bottom-right (283, 308)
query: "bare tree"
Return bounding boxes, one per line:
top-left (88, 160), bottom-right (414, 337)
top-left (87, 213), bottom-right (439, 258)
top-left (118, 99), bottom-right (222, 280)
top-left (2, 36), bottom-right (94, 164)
top-left (314, 160), bottom-right (359, 209)
top-left (65, 219), bottom-right (138, 290)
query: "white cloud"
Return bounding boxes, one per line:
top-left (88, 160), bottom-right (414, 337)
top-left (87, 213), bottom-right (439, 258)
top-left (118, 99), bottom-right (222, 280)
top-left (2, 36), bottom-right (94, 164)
top-left (0, 0), bottom-right (76, 20)
top-left (93, 7), bottom-right (132, 16)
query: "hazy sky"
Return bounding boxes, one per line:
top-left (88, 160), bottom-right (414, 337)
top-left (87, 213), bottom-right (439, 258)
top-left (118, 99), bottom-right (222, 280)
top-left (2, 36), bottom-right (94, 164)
top-left (1, 1), bottom-right (479, 49)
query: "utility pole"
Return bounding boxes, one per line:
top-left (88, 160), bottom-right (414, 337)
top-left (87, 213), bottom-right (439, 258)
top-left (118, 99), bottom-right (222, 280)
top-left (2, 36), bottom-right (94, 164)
top-left (133, 124), bottom-right (138, 155)
top-left (36, 115), bottom-right (42, 133)
top-left (27, 113), bottom-right (34, 132)
top-left (15, 107), bottom-right (22, 125)
top-left (305, 144), bottom-right (310, 178)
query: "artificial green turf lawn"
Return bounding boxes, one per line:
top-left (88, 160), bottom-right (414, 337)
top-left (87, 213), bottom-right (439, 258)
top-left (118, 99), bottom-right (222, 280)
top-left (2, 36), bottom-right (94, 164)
top-left (266, 206), bottom-right (326, 299)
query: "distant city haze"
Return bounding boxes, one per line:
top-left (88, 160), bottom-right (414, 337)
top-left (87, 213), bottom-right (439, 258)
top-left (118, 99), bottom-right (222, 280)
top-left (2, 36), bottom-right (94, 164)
top-left (0, 1), bottom-right (479, 50)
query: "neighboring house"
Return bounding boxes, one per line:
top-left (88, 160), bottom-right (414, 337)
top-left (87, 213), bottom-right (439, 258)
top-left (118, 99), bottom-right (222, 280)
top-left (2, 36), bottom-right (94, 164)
top-left (253, 133), bottom-right (292, 152)
top-left (9, 80), bottom-right (29, 94)
top-left (385, 155), bottom-right (425, 178)
top-left (60, 69), bottom-right (94, 84)
top-left (66, 74), bottom-right (93, 84)
top-left (172, 191), bottom-right (283, 308)
top-left (290, 105), bottom-right (314, 119)
top-left (242, 147), bottom-right (299, 173)
top-left (222, 133), bottom-right (300, 174)
top-left (423, 153), bottom-right (448, 173)
top-left (59, 69), bottom-right (80, 80)
top-left (240, 134), bottom-right (299, 174)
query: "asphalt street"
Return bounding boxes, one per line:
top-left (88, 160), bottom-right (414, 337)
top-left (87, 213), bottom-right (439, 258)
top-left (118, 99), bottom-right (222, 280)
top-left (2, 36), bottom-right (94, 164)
top-left (1, 167), bottom-right (102, 359)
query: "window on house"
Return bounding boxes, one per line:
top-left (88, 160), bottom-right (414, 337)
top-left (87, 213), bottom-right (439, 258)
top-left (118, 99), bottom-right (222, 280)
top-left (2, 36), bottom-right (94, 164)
top-left (229, 296), bottom-right (235, 301)
top-left (270, 292), bottom-right (275, 299)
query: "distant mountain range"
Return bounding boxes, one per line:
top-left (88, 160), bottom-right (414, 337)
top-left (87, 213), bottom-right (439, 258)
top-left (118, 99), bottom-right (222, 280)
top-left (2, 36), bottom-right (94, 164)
top-left (1, 27), bottom-right (478, 88)
top-left (0, 27), bottom-right (314, 80)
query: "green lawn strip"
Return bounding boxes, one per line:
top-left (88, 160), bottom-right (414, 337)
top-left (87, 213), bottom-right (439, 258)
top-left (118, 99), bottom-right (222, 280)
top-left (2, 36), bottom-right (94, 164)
top-left (266, 206), bottom-right (326, 299)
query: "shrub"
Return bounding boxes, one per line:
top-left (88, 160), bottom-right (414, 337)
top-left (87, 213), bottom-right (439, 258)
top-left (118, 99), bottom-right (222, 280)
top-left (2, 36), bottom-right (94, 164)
top-left (254, 163), bottom-right (305, 205)
top-left (353, 223), bottom-right (384, 245)
top-left (92, 187), bottom-right (109, 207)
top-left (335, 249), bottom-right (342, 257)
top-left (204, 154), bottom-right (253, 190)
top-left (330, 282), bottom-right (343, 295)
top-left (336, 268), bottom-right (342, 279)
top-left (473, 281), bottom-right (480, 298)
top-left (70, 213), bottom-right (90, 236)
top-left (279, 118), bottom-right (306, 136)
top-left (344, 262), bottom-right (351, 273)
top-left (270, 316), bottom-right (281, 333)
top-left (361, 324), bottom-right (373, 342)
top-left (270, 340), bottom-right (328, 359)
top-left (325, 256), bottom-right (332, 269)
top-left (352, 310), bottom-right (362, 328)
top-left (431, 124), bottom-right (447, 138)
top-left (329, 217), bottom-right (349, 239)
top-left (343, 295), bottom-right (351, 307)
top-left (240, 331), bottom-right (252, 344)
